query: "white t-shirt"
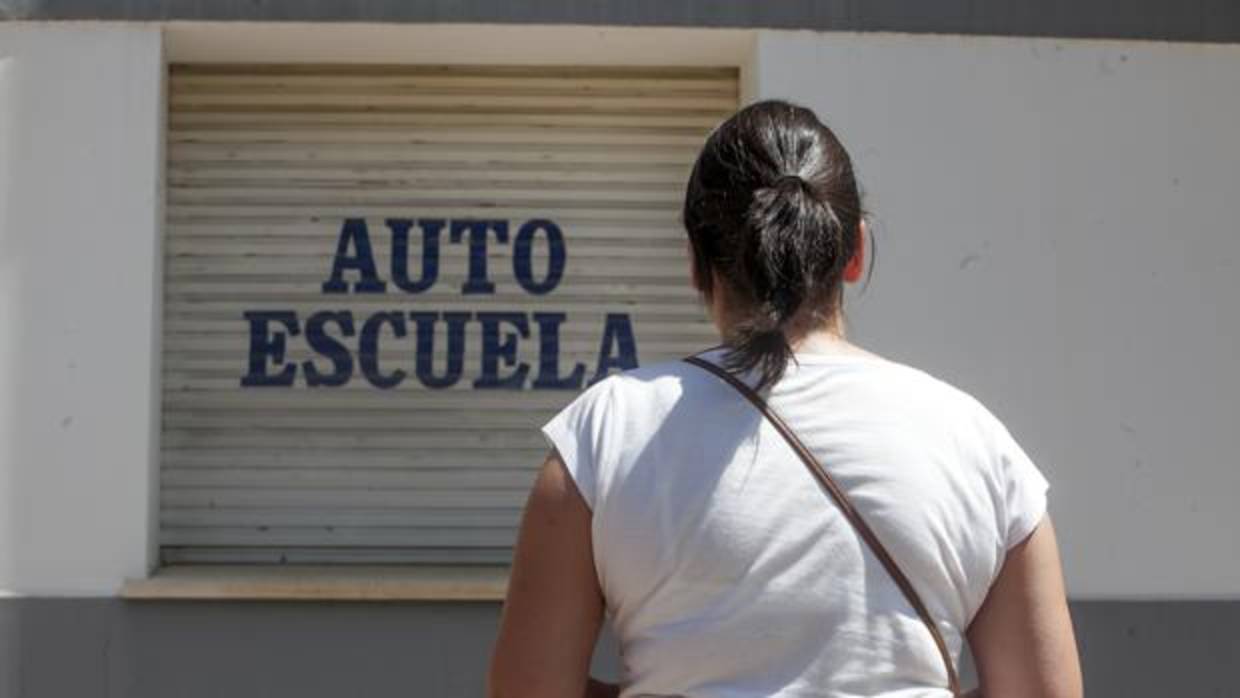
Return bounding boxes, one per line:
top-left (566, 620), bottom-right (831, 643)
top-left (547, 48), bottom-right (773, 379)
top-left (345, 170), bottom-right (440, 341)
top-left (540, 346), bottom-right (1050, 698)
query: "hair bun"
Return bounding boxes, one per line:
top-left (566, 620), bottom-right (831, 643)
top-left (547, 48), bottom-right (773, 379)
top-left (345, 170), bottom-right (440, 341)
top-left (774, 173), bottom-right (805, 188)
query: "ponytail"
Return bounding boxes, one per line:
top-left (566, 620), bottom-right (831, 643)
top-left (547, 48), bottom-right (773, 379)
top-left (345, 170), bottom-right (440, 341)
top-left (683, 100), bottom-right (863, 392)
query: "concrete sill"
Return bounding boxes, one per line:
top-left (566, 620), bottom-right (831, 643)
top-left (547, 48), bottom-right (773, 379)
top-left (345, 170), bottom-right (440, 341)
top-left (121, 565), bottom-right (509, 601)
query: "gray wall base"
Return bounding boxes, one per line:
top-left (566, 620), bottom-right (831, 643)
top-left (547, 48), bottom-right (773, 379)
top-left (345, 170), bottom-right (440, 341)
top-left (1, 598), bottom-right (1237, 697)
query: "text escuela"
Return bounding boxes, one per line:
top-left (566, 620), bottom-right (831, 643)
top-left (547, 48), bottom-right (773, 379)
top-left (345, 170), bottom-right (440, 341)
top-left (241, 218), bottom-right (640, 390)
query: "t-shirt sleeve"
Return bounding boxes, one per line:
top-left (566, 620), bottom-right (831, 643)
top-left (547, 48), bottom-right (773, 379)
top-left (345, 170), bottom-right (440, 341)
top-left (986, 410), bottom-right (1051, 551)
top-left (538, 377), bottom-right (617, 512)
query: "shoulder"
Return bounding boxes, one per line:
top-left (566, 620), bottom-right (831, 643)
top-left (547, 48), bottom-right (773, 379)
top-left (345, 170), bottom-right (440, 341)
top-left (883, 360), bottom-right (1050, 525)
top-left (850, 356), bottom-right (1033, 465)
top-left (545, 356), bottom-right (706, 436)
top-left (867, 358), bottom-right (1052, 557)
top-left (578, 356), bottom-right (713, 422)
top-left (539, 357), bottom-right (707, 509)
top-left (899, 365), bottom-right (1024, 445)
top-left (610, 355), bottom-right (715, 394)
top-left (855, 354), bottom-right (996, 420)
top-left (596, 349), bottom-right (731, 396)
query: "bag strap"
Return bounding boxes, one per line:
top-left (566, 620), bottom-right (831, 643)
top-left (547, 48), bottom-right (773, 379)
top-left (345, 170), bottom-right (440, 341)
top-left (682, 354), bottom-right (962, 696)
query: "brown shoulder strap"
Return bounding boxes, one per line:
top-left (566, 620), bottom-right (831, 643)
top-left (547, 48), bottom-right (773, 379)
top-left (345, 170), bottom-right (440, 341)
top-left (683, 354), bottom-right (962, 696)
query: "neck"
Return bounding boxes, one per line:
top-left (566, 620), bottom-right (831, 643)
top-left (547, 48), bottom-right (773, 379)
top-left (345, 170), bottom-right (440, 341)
top-left (717, 304), bottom-right (861, 357)
top-left (785, 321), bottom-right (854, 355)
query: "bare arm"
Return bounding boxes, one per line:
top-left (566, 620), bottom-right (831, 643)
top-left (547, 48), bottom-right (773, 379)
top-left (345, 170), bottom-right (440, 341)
top-left (488, 449), bottom-right (609, 698)
top-left (966, 515), bottom-right (1083, 698)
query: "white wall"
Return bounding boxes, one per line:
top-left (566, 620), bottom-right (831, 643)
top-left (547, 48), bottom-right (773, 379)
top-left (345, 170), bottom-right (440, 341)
top-left (0, 21), bottom-right (756, 597)
top-left (2, 21), bottom-right (1238, 599)
top-left (754, 31), bottom-right (1240, 598)
top-left (0, 24), bottom-right (163, 595)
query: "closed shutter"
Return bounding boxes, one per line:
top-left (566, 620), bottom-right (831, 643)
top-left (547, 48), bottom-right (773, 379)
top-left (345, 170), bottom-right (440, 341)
top-left (161, 64), bottom-right (738, 564)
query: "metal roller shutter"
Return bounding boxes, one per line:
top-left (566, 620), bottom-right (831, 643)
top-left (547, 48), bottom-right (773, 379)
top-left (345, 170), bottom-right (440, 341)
top-left (161, 64), bottom-right (738, 564)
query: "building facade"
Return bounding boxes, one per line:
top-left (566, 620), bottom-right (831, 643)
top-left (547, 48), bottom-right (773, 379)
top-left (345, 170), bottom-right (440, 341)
top-left (2, 3), bottom-right (1239, 696)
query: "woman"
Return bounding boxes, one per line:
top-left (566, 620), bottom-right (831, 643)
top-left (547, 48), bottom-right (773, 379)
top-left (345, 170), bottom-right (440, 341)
top-left (488, 100), bottom-right (1082, 698)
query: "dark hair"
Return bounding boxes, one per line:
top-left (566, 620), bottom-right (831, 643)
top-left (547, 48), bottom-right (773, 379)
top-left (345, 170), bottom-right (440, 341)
top-left (682, 99), bottom-right (867, 391)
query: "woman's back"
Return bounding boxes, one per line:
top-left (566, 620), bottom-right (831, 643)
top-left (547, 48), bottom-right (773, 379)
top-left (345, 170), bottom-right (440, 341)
top-left (542, 346), bottom-right (1048, 697)
top-left (488, 100), bottom-right (1080, 698)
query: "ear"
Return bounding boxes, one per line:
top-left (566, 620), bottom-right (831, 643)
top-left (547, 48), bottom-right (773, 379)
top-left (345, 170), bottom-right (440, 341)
top-left (842, 219), bottom-right (867, 283)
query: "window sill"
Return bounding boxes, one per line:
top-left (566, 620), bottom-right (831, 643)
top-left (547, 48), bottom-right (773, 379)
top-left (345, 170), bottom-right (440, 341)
top-left (121, 565), bottom-right (509, 601)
